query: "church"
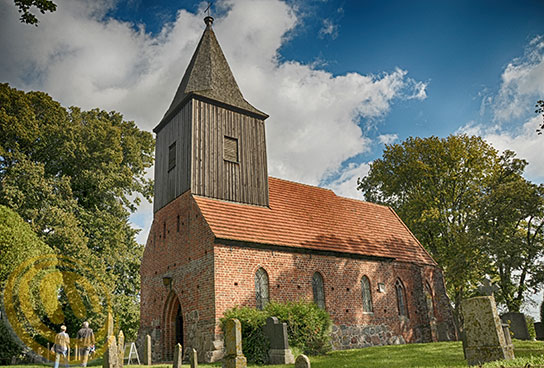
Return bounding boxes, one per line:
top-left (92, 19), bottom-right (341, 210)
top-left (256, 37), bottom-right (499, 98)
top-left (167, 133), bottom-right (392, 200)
top-left (139, 16), bottom-right (456, 363)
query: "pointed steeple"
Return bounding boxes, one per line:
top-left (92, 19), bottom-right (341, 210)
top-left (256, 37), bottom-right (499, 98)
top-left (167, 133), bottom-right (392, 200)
top-left (156, 16), bottom-right (267, 131)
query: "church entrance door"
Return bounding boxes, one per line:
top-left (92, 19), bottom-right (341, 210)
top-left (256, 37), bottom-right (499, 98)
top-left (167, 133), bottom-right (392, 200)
top-left (163, 292), bottom-right (183, 361)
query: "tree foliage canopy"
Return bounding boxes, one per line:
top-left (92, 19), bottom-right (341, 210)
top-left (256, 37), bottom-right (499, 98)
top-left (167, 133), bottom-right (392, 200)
top-left (13, 0), bottom-right (56, 25)
top-left (0, 83), bottom-right (154, 340)
top-left (358, 135), bottom-right (544, 316)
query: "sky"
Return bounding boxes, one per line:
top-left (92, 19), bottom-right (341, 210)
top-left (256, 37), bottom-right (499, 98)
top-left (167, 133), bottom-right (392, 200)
top-left (1, 0), bottom-right (544, 315)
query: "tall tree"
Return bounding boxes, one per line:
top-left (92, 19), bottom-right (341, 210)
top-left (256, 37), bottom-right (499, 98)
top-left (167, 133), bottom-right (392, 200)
top-left (0, 83), bottom-right (154, 340)
top-left (358, 134), bottom-right (544, 323)
top-left (476, 151), bottom-right (544, 312)
top-left (358, 135), bottom-right (501, 325)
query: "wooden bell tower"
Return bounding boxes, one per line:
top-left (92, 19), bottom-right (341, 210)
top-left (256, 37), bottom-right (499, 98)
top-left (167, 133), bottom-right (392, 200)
top-left (152, 16), bottom-right (269, 213)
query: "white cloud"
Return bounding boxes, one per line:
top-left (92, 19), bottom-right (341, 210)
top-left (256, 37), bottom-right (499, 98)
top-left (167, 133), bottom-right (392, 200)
top-left (319, 18), bottom-right (338, 39)
top-left (458, 116), bottom-right (544, 181)
top-left (377, 133), bottom-right (398, 145)
top-left (326, 162), bottom-right (370, 200)
top-left (494, 36), bottom-right (544, 122)
top-left (1, 0), bottom-right (426, 241)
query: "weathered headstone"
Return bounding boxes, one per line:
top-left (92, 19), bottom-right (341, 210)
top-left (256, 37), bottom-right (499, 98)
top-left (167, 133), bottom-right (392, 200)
top-left (295, 354), bottom-right (310, 368)
top-left (222, 318), bottom-right (247, 368)
top-left (263, 317), bottom-right (295, 364)
top-left (107, 312), bottom-right (114, 337)
top-left (190, 348), bottom-right (198, 368)
top-left (461, 296), bottom-right (514, 365)
top-left (117, 330), bottom-right (125, 368)
top-left (144, 334), bottom-right (152, 365)
top-left (172, 343), bottom-right (182, 368)
top-left (534, 322), bottom-right (544, 340)
top-left (103, 335), bottom-right (119, 368)
top-left (501, 312), bottom-right (531, 340)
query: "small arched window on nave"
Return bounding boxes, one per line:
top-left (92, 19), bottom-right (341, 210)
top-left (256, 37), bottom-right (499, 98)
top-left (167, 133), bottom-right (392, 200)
top-left (312, 272), bottom-right (325, 309)
top-left (395, 279), bottom-right (408, 317)
top-left (255, 267), bottom-right (269, 310)
top-left (361, 276), bottom-right (373, 313)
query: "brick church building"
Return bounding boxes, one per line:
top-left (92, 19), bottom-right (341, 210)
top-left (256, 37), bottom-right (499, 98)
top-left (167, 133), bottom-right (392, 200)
top-left (139, 16), bottom-right (456, 363)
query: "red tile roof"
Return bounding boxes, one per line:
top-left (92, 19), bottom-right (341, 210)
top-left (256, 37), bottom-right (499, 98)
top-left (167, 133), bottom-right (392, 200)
top-left (194, 177), bottom-right (437, 265)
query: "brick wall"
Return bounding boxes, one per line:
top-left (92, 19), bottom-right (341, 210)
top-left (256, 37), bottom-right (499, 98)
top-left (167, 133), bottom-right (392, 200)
top-left (213, 243), bottom-right (456, 348)
top-left (140, 192), bottom-right (456, 362)
top-left (139, 191), bottom-right (221, 363)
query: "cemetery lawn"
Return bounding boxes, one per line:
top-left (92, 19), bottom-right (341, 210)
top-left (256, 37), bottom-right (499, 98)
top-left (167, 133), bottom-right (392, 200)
top-left (3, 340), bottom-right (544, 368)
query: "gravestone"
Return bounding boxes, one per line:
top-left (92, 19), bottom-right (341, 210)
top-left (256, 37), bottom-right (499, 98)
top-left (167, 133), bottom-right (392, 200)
top-left (461, 296), bottom-right (514, 366)
top-left (144, 335), bottom-right (152, 365)
top-left (501, 312), bottom-right (530, 340)
top-left (103, 335), bottom-right (119, 368)
top-left (222, 318), bottom-right (247, 368)
top-left (295, 354), bottom-right (310, 368)
top-left (534, 322), bottom-right (544, 340)
top-left (107, 312), bottom-right (114, 337)
top-left (117, 330), bottom-right (125, 368)
top-left (173, 343), bottom-right (182, 368)
top-left (263, 317), bottom-right (295, 364)
top-left (190, 348), bottom-right (198, 368)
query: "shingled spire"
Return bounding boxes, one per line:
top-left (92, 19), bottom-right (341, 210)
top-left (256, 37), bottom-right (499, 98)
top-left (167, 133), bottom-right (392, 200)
top-left (156, 16), bottom-right (267, 131)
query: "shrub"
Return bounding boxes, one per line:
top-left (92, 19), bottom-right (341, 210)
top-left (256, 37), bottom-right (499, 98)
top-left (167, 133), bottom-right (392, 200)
top-left (220, 307), bottom-right (269, 364)
top-left (265, 301), bottom-right (332, 355)
top-left (220, 301), bottom-right (332, 364)
top-left (526, 315), bottom-right (536, 340)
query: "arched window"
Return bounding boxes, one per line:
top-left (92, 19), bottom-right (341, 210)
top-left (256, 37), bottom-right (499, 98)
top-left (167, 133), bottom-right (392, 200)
top-left (312, 272), bottom-right (325, 309)
top-left (424, 282), bottom-right (435, 320)
top-left (395, 279), bottom-right (408, 317)
top-left (255, 268), bottom-right (269, 310)
top-left (361, 276), bottom-right (373, 313)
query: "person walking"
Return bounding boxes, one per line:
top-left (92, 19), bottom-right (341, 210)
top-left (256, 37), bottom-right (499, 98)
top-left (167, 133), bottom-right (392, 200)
top-left (77, 321), bottom-right (95, 367)
top-left (52, 325), bottom-right (70, 368)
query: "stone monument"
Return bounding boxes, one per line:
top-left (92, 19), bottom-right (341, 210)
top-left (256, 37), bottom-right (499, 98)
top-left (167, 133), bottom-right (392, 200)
top-left (117, 330), bottom-right (125, 368)
top-left (190, 348), bottom-right (198, 368)
top-left (461, 296), bottom-right (514, 365)
top-left (144, 334), bottom-right (152, 365)
top-left (222, 318), bottom-right (247, 368)
top-left (107, 312), bottom-right (115, 337)
top-left (263, 317), bottom-right (295, 364)
top-left (103, 335), bottom-right (118, 368)
top-left (501, 312), bottom-right (530, 340)
top-left (173, 343), bottom-right (182, 368)
top-left (295, 354), bottom-right (310, 368)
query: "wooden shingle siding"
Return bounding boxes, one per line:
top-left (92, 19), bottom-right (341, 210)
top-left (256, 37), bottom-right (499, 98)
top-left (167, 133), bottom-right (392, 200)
top-left (192, 99), bottom-right (269, 207)
top-left (153, 101), bottom-right (192, 212)
top-left (191, 100), bottom-right (268, 206)
top-left (154, 98), bottom-right (269, 213)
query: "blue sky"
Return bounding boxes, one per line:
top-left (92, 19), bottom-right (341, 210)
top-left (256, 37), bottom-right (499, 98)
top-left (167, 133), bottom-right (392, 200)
top-left (1, 0), bottom-right (544, 313)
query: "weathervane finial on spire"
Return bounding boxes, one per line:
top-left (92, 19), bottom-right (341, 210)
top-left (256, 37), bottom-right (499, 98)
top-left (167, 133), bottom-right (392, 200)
top-left (204, 2), bottom-right (214, 28)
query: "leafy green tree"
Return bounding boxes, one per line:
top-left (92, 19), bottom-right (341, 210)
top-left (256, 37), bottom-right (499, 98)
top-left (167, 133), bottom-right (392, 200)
top-left (0, 83), bottom-right (153, 339)
top-left (476, 151), bottom-right (544, 312)
top-left (0, 205), bottom-right (53, 364)
top-left (13, 0), bottom-right (56, 25)
top-left (358, 135), bottom-right (497, 317)
top-left (358, 134), bottom-right (544, 324)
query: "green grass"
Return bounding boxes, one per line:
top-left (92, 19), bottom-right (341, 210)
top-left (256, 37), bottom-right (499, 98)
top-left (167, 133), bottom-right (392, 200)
top-left (3, 340), bottom-right (544, 368)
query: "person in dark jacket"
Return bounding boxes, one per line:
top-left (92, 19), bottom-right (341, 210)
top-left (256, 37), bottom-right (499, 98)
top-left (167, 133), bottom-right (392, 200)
top-left (77, 321), bottom-right (95, 367)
